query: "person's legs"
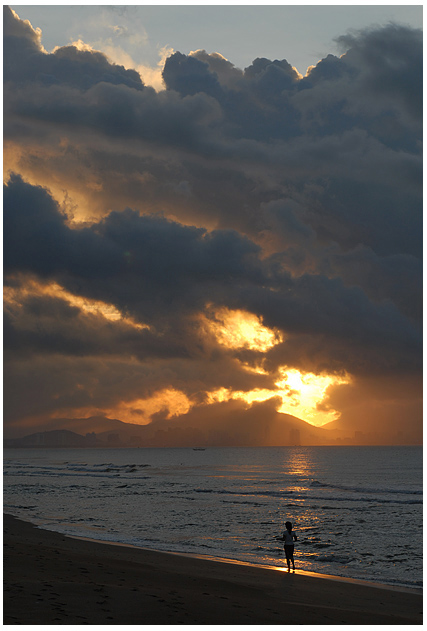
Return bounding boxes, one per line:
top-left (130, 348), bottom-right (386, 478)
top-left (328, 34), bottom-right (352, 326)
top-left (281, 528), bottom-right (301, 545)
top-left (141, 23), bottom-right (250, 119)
top-left (285, 545), bottom-right (292, 571)
top-left (286, 544), bottom-right (295, 570)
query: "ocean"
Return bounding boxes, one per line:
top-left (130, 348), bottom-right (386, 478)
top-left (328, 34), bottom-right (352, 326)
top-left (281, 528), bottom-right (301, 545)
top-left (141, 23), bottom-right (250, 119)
top-left (3, 445), bottom-right (422, 590)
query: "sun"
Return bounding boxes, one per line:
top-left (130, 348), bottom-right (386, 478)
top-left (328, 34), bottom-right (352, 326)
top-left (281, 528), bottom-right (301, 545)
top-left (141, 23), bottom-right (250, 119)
top-left (274, 368), bottom-right (349, 425)
top-left (207, 368), bottom-right (349, 427)
top-left (200, 305), bottom-right (349, 426)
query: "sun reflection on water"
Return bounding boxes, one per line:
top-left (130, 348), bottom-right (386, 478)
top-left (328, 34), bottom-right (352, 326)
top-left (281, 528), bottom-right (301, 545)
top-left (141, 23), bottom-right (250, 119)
top-left (284, 447), bottom-right (315, 478)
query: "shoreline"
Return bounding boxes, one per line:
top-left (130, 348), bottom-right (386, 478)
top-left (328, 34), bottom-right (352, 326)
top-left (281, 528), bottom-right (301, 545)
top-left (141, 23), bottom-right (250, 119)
top-left (9, 512), bottom-right (421, 593)
top-left (67, 532), bottom-right (421, 594)
top-left (4, 513), bottom-right (423, 625)
top-left (15, 511), bottom-right (422, 594)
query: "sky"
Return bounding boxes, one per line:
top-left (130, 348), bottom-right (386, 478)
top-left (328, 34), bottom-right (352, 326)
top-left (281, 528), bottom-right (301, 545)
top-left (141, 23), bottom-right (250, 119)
top-left (3, 4), bottom-right (423, 445)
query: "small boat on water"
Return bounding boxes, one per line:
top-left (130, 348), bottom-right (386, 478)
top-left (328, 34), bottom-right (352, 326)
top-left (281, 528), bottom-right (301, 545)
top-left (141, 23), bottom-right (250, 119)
top-left (192, 448), bottom-right (206, 451)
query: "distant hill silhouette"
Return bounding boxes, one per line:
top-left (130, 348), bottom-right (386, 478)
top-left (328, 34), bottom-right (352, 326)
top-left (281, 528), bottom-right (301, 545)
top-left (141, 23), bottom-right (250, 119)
top-left (5, 416), bottom-right (129, 439)
top-left (4, 401), bottom-right (341, 448)
top-left (4, 429), bottom-right (94, 448)
top-left (6, 397), bottom-right (414, 448)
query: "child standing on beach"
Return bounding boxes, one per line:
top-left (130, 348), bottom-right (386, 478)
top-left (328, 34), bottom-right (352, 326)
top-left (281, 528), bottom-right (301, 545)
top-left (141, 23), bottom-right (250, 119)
top-left (280, 521), bottom-right (297, 571)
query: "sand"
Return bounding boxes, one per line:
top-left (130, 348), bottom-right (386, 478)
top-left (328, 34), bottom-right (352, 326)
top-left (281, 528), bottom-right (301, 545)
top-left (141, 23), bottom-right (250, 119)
top-left (3, 513), bottom-right (422, 625)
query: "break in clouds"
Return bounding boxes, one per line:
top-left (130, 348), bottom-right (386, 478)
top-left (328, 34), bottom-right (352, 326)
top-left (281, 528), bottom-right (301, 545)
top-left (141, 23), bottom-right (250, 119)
top-left (3, 7), bottom-right (422, 444)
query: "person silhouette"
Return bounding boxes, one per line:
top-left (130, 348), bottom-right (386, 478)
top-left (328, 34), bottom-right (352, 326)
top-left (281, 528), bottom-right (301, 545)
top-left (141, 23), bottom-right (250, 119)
top-left (281, 521), bottom-right (297, 571)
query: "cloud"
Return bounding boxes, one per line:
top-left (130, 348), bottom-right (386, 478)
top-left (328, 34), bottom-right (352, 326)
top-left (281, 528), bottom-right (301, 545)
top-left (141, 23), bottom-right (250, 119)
top-left (3, 7), bottom-right (422, 442)
top-left (321, 374), bottom-right (422, 444)
top-left (335, 24), bottom-right (423, 121)
top-left (5, 13), bottom-right (421, 265)
top-left (189, 50), bottom-right (244, 88)
top-left (4, 6), bottom-right (44, 48)
top-left (4, 174), bottom-right (421, 379)
top-left (4, 174), bottom-right (264, 319)
top-left (4, 8), bottom-right (143, 91)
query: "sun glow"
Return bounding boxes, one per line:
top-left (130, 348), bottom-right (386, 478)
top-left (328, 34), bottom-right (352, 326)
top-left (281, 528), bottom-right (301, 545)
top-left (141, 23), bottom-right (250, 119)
top-left (201, 306), bottom-right (283, 352)
top-left (206, 368), bottom-right (350, 427)
top-left (4, 143), bottom-right (111, 223)
top-left (200, 305), bottom-right (348, 425)
top-left (50, 388), bottom-right (192, 427)
top-left (4, 279), bottom-right (148, 330)
top-left (101, 388), bottom-right (192, 425)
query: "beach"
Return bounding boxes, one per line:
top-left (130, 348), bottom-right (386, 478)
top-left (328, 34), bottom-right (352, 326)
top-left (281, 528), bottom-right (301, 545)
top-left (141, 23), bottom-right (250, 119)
top-left (3, 514), bottom-right (422, 625)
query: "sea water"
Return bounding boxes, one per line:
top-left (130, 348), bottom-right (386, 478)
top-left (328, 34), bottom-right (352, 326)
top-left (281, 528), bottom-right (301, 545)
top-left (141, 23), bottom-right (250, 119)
top-left (3, 445), bottom-right (422, 589)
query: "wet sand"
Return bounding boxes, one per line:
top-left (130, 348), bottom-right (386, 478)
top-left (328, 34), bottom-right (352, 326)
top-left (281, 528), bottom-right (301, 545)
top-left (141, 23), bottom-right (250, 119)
top-left (3, 513), bottom-right (422, 625)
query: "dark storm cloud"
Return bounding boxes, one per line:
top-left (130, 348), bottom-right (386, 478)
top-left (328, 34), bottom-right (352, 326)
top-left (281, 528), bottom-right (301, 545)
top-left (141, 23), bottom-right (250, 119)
top-left (4, 8), bottom-right (421, 284)
top-left (3, 7), bottom-right (422, 437)
top-left (4, 175), bottom-right (264, 325)
top-left (240, 276), bottom-right (421, 377)
top-left (5, 76), bottom-right (221, 151)
top-left (335, 24), bottom-right (423, 120)
top-left (325, 248), bottom-right (422, 323)
top-left (4, 6), bottom-right (421, 267)
top-left (3, 347), bottom-right (276, 427)
top-left (3, 174), bottom-right (280, 413)
top-left (4, 292), bottom-right (156, 360)
top-left (4, 7), bottom-right (221, 153)
top-left (4, 175), bottom-right (421, 379)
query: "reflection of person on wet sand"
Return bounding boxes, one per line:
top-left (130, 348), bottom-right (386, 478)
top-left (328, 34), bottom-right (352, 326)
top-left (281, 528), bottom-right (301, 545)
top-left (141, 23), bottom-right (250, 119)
top-left (280, 521), bottom-right (297, 571)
